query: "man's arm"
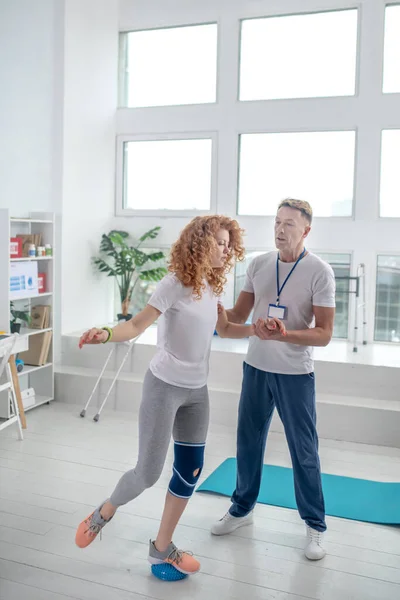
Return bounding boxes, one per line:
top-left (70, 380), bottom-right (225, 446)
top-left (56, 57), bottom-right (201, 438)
top-left (254, 305), bottom-right (335, 347)
top-left (226, 291), bottom-right (255, 324)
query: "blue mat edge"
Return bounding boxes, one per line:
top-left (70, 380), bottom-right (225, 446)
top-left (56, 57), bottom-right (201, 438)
top-left (197, 457), bottom-right (400, 526)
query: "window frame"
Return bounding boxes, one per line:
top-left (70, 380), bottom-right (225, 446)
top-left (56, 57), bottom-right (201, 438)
top-left (379, 127), bottom-right (400, 219)
top-left (374, 252), bottom-right (400, 343)
top-left (115, 132), bottom-right (218, 217)
top-left (382, 3), bottom-right (400, 95)
top-left (118, 22), bottom-right (219, 109)
top-left (236, 128), bottom-right (358, 219)
top-left (238, 7), bottom-right (361, 103)
top-left (312, 250), bottom-right (353, 340)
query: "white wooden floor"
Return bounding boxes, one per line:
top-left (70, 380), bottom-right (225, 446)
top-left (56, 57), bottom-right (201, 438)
top-left (0, 403), bottom-right (399, 600)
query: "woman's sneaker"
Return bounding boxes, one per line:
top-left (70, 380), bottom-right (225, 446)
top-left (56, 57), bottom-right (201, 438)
top-left (75, 502), bottom-right (111, 548)
top-left (211, 510), bottom-right (254, 535)
top-left (148, 540), bottom-right (200, 575)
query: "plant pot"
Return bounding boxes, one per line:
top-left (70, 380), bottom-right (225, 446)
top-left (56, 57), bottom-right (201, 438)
top-left (11, 323), bottom-right (21, 334)
top-left (117, 313), bottom-right (132, 322)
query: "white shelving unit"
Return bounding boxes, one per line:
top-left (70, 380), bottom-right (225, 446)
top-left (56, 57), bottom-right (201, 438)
top-left (0, 210), bottom-right (55, 420)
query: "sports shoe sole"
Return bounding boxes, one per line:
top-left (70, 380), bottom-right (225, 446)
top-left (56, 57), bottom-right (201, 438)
top-left (148, 555), bottom-right (200, 575)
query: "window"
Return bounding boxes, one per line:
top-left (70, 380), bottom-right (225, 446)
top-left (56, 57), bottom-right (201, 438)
top-left (238, 131), bottom-right (355, 217)
top-left (119, 24), bottom-right (217, 107)
top-left (380, 130), bottom-right (400, 217)
top-left (239, 10), bottom-right (358, 101)
top-left (383, 5), bottom-right (400, 93)
top-left (234, 251), bottom-right (266, 304)
top-left (118, 136), bottom-right (215, 214)
top-left (316, 253), bottom-right (351, 339)
top-left (375, 256), bottom-right (400, 343)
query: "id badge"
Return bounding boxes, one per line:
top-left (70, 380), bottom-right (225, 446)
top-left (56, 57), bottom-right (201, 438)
top-left (268, 304), bottom-right (286, 320)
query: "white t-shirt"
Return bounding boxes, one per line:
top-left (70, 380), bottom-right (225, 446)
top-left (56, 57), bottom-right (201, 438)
top-left (244, 251), bottom-right (336, 375)
top-left (148, 273), bottom-right (218, 388)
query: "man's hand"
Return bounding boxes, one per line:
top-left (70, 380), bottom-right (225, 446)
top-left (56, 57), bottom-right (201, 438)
top-left (254, 317), bottom-right (287, 340)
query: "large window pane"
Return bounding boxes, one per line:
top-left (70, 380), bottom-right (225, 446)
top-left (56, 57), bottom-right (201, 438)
top-left (383, 5), bottom-right (400, 93)
top-left (238, 132), bottom-right (355, 217)
top-left (240, 10), bottom-right (357, 101)
top-left (123, 138), bottom-right (213, 211)
top-left (120, 24), bottom-right (217, 107)
top-left (316, 253), bottom-right (351, 339)
top-left (375, 256), bottom-right (400, 343)
top-left (234, 251), bottom-right (350, 339)
top-left (234, 251), bottom-right (266, 304)
top-left (380, 130), bottom-right (400, 217)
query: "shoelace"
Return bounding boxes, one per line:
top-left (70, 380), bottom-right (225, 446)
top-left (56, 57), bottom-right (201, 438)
top-left (220, 511), bottom-right (232, 522)
top-left (85, 516), bottom-right (103, 539)
top-left (308, 528), bottom-right (323, 545)
top-left (167, 547), bottom-right (193, 565)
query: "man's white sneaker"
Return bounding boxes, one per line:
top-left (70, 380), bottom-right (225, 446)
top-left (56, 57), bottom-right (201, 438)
top-left (304, 525), bottom-right (326, 560)
top-left (211, 511), bottom-right (254, 536)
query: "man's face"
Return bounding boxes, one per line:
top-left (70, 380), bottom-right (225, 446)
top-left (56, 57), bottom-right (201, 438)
top-left (274, 206), bottom-right (311, 252)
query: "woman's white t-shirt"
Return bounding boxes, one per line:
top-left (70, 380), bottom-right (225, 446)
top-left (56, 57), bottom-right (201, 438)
top-left (148, 273), bottom-right (218, 389)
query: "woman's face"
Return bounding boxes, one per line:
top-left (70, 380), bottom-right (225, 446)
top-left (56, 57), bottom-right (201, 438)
top-left (211, 228), bottom-right (230, 268)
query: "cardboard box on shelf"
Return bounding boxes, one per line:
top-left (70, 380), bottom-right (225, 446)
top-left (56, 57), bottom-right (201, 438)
top-left (19, 331), bottom-right (52, 366)
top-left (16, 234), bottom-right (43, 257)
top-left (30, 305), bottom-right (51, 330)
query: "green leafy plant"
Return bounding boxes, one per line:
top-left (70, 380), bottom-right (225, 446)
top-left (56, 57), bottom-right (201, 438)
top-left (93, 228), bottom-right (167, 318)
top-left (10, 301), bottom-right (31, 332)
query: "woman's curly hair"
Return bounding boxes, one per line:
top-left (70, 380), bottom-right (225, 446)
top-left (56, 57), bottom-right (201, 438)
top-left (168, 215), bottom-right (245, 298)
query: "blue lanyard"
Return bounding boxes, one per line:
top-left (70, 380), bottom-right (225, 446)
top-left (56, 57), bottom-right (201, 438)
top-left (276, 248), bottom-right (306, 305)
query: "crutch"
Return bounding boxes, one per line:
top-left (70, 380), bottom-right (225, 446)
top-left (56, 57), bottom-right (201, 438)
top-left (360, 263), bottom-right (367, 347)
top-left (353, 263), bottom-right (367, 352)
top-left (79, 335), bottom-right (139, 421)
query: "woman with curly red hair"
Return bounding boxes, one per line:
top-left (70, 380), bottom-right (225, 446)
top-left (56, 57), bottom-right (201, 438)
top-left (75, 215), bottom-right (280, 576)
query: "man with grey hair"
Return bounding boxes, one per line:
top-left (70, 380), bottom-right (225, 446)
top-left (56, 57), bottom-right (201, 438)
top-left (211, 199), bottom-right (336, 560)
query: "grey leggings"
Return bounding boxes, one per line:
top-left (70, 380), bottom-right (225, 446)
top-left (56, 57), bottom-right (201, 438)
top-left (110, 369), bottom-right (209, 506)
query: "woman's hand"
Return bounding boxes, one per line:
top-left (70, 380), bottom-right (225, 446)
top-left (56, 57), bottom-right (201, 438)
top-left (254, 317), bottom-right (287, 340)
top-left (217, 302), bottom-right (229, 329)
top-left (79, 328), bottom-right (108, 349)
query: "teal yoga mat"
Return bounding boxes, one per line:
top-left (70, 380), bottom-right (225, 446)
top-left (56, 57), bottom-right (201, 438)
top-left (197, 458), bottom-right (400, 524)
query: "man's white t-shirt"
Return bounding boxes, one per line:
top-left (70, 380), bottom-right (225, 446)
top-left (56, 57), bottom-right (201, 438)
top-left (148, 273), bottom-right (218, 389)
top-left (244, 251), bottom-right (336, 375)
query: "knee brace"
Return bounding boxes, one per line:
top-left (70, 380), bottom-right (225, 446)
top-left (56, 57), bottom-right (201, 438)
top-left (168, 441), bottom-right (205, 499)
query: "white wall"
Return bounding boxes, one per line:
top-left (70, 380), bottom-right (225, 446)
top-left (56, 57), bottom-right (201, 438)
top-left (61, 0), bottom-right (119, 334)
top-left (0, 0), bottom-right (62, 215)
top-left (0, 0), bottom-right (119, 340)
top-left (0, 0), bottom-right (64, 359)
top-left (117, 0), bottom-right (400, 342)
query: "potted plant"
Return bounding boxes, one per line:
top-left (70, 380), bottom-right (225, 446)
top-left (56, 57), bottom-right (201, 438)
top-left (10, 301), bottom-right (31, 333)
top-left (93, 228), bottom-right (167, 321)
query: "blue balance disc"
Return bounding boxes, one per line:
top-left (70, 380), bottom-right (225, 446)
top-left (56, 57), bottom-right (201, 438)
top-left (151, 563), bottom-right (187, 582)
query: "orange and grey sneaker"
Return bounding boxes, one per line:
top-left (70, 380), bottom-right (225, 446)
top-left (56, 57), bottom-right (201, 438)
top-left (75, 502), bottom-right (111, 549)
top-left (148, 540), bottom-right (200, 575)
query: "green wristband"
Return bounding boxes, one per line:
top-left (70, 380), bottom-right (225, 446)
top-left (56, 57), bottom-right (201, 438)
top-left (101, 326), bottom-right (113, 343)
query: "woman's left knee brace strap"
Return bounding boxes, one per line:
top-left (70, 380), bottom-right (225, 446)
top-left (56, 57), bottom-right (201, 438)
top-left (168, 442), bottom-right (205, 499)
